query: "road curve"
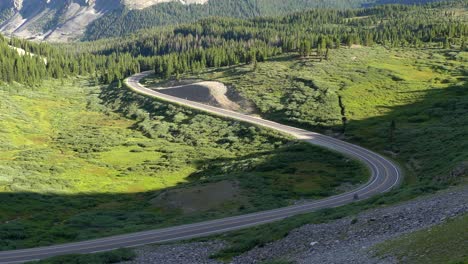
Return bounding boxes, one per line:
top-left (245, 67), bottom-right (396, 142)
top-left (0, 71), bottom-right (402, 263)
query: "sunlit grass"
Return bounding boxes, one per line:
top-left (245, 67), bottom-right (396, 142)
top-left (0, 76), bottom-right (366, 249)
top-left (179, 47), bottom-right (468, 260)
top-left (190, 47), bottom-right (467, 187)
top-left (375, 214), bottom-right (468, 264)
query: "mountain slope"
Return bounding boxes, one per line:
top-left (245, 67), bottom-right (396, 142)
top-left (0, 0), bottom-right (123, 42)
top-left (0, 0), bottom-right (206, 42)
top-left (123, 0), bottom-right (208, 10)
top-left (0, 0), bottom-right (450, 42)
top-left (84, 0), bottom-right (375, 40)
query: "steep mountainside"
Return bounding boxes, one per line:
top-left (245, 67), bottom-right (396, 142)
top-left (0, 0), bottom-right (449, 42)
top-left (123, 0), bottom-right (208, 10)
top-left (0, 0), bottom-right (205, 42)
top-left (84, 0), bottom-right (372, 40)
top-left (0, 0), bottom-right (122, 42)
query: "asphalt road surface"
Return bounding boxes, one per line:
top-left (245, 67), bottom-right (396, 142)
top-left (0, 71), bottom-right (402, 263)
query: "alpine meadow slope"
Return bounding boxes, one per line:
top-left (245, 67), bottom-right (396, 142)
top-left (0, 0), bottom-right (467, 263)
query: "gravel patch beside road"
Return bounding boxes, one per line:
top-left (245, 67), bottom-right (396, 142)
top-left (123, 185), bottom-right (467, 264)
top-left (156, 81), bottom-right (241, 111)
top-left (121, 241), bottom-right (226, 264)
top-left (232, 185), bottom-right (468, 264)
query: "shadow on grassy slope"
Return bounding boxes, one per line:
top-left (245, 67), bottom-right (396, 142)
top-left (0, 81), bottom-right (367, 251)
top-left (207, 79), bottom-right (468, 260)
top-left (343, 80), bottom-right (468, 188)
top-left (1, 76), bottom-right (465, 257)
top-left (0, 140), bottom-right (367, 251)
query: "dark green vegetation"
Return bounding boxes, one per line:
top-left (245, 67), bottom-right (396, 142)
top-left (0, 0), bottom-right (466, 261)
top-left (189, 47), bottom-right (468, 189)
top-left (133, 0), bottom-right (467, 193)
top-left (184, 44), bottom-right (467, 262)
top-left (0, 77), bottom-right (366, 249)
top-left (84, 0), bottom-right (449, 40)
top-left (84, 0), bottom-right (468, 83)
top-left (137, 6), bottom-right (467, 258)
top-left (0, 35), bottom-right (140, 85)
top-left (26, 248), bottom-right (135, 264)
top-left (3, 1), bottom-right (467, 87)
top-left (375, 214), bottom-right (468, 264)
top-left (182, 45), bottom-right (467, 259)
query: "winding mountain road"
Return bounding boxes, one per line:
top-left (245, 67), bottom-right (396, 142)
top-left (0, 71), bottom-right (402, 263)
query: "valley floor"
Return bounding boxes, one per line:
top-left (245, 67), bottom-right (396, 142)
top-left (1, 45), bottom-right (466, 261)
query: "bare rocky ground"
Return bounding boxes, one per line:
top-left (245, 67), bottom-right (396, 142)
top-left (234, 184), bottom-right (467, 264)
top-left (121, 185), bottom-right (468, 264)
top-left (156, 81), bottom-right (241, 111)
top-left (121, 241), bottom-right (226, 264)
top-left (152, 80), bottom-right (259, 114)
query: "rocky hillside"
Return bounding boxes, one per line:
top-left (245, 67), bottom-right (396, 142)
top-left (0, 0), bottom-right (206, 42)
top-left (0, 0), bottom-right (448, 42)
top-left (123, 0), bottom-right (207, 10)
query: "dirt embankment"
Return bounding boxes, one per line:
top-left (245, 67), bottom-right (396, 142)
top-left (152, 80), bottom-right (256, 114)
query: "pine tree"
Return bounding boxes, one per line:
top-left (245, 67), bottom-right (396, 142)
top-left (299, 40), bottom-right (311, 57)
top-left (443, 38), bottom-right (450, 49)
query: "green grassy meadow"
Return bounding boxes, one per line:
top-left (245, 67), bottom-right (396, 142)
top-left (1, 45), bottom-right (466, 261)
top-left (159, 46), bottom-right (468, 259)
top-left (375, 214), bottom-right (468, 264)
top-left (0, 77), bottom-right (367, 249)
top-left (189, 46), bottom-right (468, 189)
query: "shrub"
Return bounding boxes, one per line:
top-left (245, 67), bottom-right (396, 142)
top-left (28, 248), bottom-right (136, 264)
top-left (407, 114), bottom-right (430, 123)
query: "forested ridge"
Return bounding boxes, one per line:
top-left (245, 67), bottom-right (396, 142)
top-left (89, 1), bottom-right (468, 81)
top-left (1, 1), bottom-right (467, 86)
top-left (84, 0), bottom-right (449, 40)
top-left (0, 35), bottom-right (140, 85)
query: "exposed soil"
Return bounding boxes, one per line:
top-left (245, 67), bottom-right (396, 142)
top-left (152, 80), bottom-right (257, 114)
